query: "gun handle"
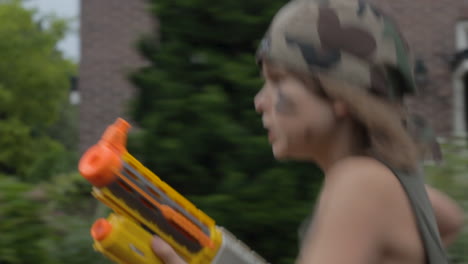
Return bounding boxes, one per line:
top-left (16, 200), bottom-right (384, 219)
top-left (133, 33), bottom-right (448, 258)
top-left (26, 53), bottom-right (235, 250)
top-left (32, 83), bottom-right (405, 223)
top-left (91, 213), bottom-right (164, 264)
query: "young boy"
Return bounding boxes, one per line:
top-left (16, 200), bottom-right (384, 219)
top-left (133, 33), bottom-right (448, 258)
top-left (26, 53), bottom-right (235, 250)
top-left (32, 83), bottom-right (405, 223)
top-left (150, 0), bottom-right (463, 263)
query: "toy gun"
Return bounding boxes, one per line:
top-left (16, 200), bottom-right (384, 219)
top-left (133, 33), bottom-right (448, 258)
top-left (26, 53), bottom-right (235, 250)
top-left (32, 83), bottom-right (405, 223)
top-left (78, 118), bottom-right (269, 264)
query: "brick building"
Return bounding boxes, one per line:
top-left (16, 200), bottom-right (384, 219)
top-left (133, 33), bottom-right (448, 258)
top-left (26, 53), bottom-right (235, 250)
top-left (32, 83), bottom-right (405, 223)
top-left (78, 0), bottom-right (155, 153)
top-left (78, 0), bottom-right (468, 152)
top-left (370, 0), bottom-right (468, 138)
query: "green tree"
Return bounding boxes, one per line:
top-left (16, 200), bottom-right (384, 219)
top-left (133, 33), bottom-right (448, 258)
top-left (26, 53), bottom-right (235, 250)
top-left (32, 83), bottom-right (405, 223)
top-left (0, 0), bottom-right (76, 182)
top-left (0, 2), bottom-right (94, 264)
top-left (129, 1), bottom-right (323, 262)
top-left (0, 171), bottom-right (113, 264)
top-left (0, 176), bottom-right (52, 264)
top-left (38, 172), bottom-right (113, 264)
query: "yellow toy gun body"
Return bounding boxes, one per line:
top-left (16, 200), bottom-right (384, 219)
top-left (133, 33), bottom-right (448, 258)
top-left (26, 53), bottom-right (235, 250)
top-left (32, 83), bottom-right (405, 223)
top-left (79, 118), bottom-right (268, 264)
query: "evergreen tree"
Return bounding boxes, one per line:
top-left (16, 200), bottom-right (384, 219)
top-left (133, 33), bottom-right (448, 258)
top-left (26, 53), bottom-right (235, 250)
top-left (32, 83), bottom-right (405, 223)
top-left (130, 1), bottom-right (323, 262)
top-left (0, 176), bottom-right (51, 264)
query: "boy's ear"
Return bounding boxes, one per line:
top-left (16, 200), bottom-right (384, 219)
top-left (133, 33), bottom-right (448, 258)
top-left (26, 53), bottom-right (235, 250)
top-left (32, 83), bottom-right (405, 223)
top-left (333, 100), bottom-right (349, 118)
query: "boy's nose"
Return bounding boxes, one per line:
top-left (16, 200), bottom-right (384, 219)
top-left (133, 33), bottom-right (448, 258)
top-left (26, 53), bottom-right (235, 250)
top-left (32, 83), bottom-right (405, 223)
top-left (254, 88), bottom-right (267, 113)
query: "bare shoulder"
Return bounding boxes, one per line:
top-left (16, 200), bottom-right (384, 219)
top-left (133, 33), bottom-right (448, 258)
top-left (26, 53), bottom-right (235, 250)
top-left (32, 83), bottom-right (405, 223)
top-left (324, 156), bottom-right (400, 196)
top-left (323, 157), bottom-right (404, 220)
top-left (298, 157), bottom-right (403, 263)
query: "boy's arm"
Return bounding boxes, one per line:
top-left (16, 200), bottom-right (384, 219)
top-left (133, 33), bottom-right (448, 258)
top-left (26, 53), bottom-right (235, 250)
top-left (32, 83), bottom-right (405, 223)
top-left (425, 184), bottom-right (464, 247)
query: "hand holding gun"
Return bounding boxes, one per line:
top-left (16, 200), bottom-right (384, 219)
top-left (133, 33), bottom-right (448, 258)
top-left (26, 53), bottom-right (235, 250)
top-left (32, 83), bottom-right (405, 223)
top-left (78, 118), bottom-right (269, 264)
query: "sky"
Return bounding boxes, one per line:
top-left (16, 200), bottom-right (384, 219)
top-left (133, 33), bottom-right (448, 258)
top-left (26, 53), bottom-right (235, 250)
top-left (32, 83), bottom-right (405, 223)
top-left (22, 0), bottom-right (80, 62)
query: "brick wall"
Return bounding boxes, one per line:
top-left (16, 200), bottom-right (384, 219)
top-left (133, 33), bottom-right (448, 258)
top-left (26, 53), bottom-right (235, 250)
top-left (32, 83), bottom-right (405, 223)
top-left (371, 0), bottom-right (468, 136)
top-left (78, 0), bottom-right (156, 153)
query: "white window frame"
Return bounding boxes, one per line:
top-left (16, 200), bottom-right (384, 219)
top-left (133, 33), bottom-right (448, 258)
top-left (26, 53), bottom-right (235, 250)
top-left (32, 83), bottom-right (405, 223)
top-left (456, 21), bottom-right (468, 50)
top-left (453, 21), bottom-right (468, 137)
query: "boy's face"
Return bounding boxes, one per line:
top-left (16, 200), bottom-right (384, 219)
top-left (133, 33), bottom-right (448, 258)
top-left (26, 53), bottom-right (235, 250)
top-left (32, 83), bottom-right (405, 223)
top-left (254, 63), bottom-right (338, 162)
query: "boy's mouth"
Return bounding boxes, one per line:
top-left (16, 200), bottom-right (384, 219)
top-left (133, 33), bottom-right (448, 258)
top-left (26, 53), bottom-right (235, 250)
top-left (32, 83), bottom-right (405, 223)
top-left (268, 130), bottom-right (275, 142)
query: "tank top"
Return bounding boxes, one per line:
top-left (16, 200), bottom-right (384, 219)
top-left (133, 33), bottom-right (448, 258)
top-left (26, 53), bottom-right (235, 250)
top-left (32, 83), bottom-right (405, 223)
top-left (297, 162), bottom-right (448, 263)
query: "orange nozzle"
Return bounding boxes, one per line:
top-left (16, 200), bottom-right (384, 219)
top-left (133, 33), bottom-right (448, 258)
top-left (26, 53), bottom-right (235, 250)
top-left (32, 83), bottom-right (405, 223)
top-left (91, 218), bottom-right (113, 241)
top-left (101, 118), bottom-right (131, 154)
top-left (78, 118), bottom-right (131, 187)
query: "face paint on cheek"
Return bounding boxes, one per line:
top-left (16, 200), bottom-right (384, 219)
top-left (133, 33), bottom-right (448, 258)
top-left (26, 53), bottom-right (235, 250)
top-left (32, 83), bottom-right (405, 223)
top-left (275, 88), bottom-right (297, 115)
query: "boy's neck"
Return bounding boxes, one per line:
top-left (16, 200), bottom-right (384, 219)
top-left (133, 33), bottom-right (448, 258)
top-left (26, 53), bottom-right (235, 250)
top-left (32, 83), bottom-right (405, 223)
top-left (314, 119), bottom-right (367, 174)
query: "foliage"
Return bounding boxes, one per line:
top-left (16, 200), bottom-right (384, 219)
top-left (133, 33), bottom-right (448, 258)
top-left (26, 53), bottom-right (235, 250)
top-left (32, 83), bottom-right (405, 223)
top-left (39, 172), bottom-right (113, 264)
top-left (129, 0), bottom-right (324, 262)
top-left (0, 0), bottom-right (76, 182)
top-left (0, 2), bottom-right (96, 264)
top-left (0, 172), bottom-right (114, 264)
top-left (0, 176), bottom-right (52, 264)
top-left (424, 138), bottom-right (468, 263)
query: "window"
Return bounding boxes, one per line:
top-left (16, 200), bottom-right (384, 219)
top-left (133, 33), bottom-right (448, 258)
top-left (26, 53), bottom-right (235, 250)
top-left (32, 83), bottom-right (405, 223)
top-left (455, 21), bottom-right (468, 51)
top-left (453, 21), bottom-right (468, 137)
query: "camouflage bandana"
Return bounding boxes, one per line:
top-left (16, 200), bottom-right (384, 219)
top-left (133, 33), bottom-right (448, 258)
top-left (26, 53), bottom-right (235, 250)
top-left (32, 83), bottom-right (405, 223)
top-left (256, 0), bottom-right (416, 101)
top-left (256, 0), bottom-right (443, 162)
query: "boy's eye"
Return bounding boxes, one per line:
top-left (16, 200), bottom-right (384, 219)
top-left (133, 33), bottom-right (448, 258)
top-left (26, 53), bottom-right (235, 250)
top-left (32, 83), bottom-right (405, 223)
top-left (262, 65), bottom-right (288, 85)
top-left (269, 73), bottom-right (286, 84)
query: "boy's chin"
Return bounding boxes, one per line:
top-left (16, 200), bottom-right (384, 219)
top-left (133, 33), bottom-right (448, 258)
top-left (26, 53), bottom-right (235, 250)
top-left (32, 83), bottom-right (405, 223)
top-left (272, 145), bottom-right (291, 161)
